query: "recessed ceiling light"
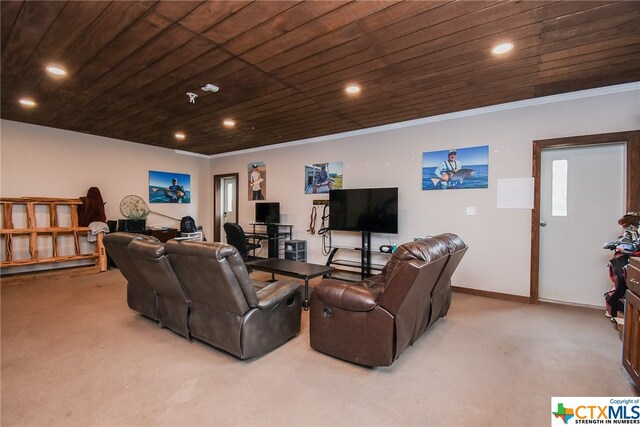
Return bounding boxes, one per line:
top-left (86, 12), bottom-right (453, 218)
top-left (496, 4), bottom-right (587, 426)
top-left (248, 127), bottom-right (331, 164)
top-left (223, 119), bottom-right (235, 128)
top-left (46, 65), bottom-right (67, 76)
top-left (174, 132), bottom-right (186, 140)
top-left (18, 98), bottom-right (36, 107)
top-left (345, 84), bottom-right (361, 95)
top-left (491, 42), bottom-right (514, 55)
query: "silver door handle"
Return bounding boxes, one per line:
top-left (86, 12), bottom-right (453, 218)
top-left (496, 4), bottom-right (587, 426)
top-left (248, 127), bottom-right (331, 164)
top-left (540, 220), bottom-right (547, 227)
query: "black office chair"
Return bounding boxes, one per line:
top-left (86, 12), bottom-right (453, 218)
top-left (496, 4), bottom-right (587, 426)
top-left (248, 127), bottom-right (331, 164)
top-left (223, 222), bottom-right (261, 261)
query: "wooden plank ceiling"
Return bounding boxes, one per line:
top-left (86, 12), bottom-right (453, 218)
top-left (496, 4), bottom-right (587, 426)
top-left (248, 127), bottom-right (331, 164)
top-left (2, 1), bottom-right (639, 156)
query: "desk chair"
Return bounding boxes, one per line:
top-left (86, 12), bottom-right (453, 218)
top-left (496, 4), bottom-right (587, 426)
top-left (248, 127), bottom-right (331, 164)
top-left (223, 222), bottom-right (261, 261)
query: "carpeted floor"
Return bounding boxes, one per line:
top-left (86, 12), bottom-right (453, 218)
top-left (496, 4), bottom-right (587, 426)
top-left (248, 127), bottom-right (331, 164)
top-left (1, 269), bottom-right (637, 426)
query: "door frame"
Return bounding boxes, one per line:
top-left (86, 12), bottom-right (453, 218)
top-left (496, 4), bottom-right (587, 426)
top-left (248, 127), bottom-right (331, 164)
top-left (213, 173), bottom-right (239, 242)
top-left (530, 130), bottom-right (639, 304)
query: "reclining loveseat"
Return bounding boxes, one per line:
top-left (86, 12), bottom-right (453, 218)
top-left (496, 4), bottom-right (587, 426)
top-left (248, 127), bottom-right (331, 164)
top-left (103, 233), bottom-right (160, 321)
top-left (309, 234), bottom-right (467, 367)
top-left (128, 237), bottom-right (191, 338)
top-left (104, 233), bottom-right (302, 359)
top-left (165, 240), bottom-right (302, 359)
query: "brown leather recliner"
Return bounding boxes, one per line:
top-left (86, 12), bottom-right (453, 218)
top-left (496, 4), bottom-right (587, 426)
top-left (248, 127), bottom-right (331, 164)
top-left (425, 233), bottom-right (468, 330)
top-left (103, 232), bottom-right (160, 321)
top-left (165, 240), bottom-right (302, 359)
top-left (310, 234), bottom-right (468, 367)
top-left (128, 238), bottom-right (191, 338)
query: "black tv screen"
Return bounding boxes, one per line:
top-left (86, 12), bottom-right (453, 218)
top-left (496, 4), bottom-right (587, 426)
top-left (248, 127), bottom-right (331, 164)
top-left (329, 188), bottom-right (398, 234)
top-left (255, 202), bottom-right (280, 223)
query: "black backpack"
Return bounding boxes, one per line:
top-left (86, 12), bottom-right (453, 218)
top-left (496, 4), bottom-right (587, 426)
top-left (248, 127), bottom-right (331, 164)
top-left (180, 216), bottom-right (197, 233)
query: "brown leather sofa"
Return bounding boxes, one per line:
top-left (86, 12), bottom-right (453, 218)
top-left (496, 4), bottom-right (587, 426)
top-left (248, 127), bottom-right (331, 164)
top-left (128, 238), bottom-right (191, 338)
top-left (165, 239), bottom-right (302, 359)
top-left (425, 233), bottom-right (467, 330)
top-left (103, 233), bottom-right (160, 321)
top-left (309, 234), bottom-right (467, 367)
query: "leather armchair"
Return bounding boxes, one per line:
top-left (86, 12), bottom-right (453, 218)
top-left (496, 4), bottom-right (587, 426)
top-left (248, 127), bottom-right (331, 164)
top-left (165, 240), bottom-right (301, 359)
top-left (310, 234), bottom-right (467, 367)
top-left (103, 232), bottom-right (160, 321)
top-left (129, 238), bottom-right (191, 338)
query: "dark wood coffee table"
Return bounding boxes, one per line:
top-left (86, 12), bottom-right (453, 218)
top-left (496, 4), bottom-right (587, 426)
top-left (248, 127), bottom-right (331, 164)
top-left (247, 258), bottom-right (332, 310)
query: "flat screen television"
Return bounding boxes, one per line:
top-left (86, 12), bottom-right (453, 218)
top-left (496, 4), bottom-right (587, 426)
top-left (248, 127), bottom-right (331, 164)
top-left (329, 188), bottom-right (398, 234)
top-left (255, 202), bottom-right (280, 224)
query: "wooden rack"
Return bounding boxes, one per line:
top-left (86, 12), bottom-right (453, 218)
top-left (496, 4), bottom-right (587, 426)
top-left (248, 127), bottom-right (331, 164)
top-left (1, 197), bottom-right (106, 277)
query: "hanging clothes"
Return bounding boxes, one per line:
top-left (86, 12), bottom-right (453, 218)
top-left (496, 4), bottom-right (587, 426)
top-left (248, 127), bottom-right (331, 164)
top-left (78, 187), bottom-right (106, 227)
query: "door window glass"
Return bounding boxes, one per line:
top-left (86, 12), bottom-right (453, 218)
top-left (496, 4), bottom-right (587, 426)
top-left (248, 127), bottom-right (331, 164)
top-left (226, 182), bottom-right (233, 212)
top-left (552, 159), bottom-right (567, 216)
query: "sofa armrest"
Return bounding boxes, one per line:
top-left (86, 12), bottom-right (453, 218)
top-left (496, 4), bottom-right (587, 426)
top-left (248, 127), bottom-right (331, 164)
top-left (256, 280), bottom-right (300, 309)
top-left (252, 279), bottom-right (271, 291)
top-left (313, 279), bottom-right (381, 311)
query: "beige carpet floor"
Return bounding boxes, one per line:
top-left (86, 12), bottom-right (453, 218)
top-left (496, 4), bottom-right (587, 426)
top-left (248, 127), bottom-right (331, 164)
top-left (1, 269), bottom-right (637, 426)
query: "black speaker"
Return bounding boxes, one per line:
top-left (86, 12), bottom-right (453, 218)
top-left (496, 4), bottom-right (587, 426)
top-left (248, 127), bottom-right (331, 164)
top-left (117, 219), bottom-right (146, 232)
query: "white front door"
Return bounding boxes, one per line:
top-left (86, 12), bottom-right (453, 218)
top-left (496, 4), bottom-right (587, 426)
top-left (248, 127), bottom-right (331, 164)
top-left (220, 176), bottom-right (237, 243)
top-left (539, 144), bottom-right (625, 307)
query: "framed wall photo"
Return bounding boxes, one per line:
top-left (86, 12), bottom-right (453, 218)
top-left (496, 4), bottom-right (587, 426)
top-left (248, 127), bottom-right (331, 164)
top-left (422, 145), bottom-right (489, 190)
top-left (149, 170), bottom-right (191, 203)
top-left (248, 161), bottom-right (267, 200)
top-left (304, 161), bottom-right (343, 194)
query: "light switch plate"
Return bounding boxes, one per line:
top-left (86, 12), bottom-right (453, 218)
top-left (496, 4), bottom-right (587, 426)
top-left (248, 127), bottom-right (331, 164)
top-left (466, 206), bottom-right (477, 216)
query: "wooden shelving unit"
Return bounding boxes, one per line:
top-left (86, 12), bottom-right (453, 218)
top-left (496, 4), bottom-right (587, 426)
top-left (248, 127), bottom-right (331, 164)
top-left (1, 197), bottom-right (106, 280)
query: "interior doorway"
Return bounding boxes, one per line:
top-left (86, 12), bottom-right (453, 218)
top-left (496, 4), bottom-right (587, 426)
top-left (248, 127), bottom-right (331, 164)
top-left (538, 144), bottom-right (624, 307)
top-left (530, 131), bottom-right (639, 304)
top-left (213, 173), bottom-right (239, 243)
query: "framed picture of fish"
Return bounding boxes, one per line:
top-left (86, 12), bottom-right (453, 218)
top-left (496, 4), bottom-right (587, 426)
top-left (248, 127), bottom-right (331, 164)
top-left (149, 170), bottom-right (191, 203)
top-left (421, 145), bottom-right (489, 190)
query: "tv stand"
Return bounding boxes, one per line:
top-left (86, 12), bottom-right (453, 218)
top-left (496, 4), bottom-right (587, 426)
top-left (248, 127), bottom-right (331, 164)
top-left (361, 231), bottom-right (371, 278)
top-left (325, 232), bottom-right (390, 281)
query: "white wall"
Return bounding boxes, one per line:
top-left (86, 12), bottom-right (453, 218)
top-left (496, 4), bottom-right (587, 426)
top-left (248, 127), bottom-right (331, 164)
top-left (210, 85), bottom-right (640, 297)
top-left (1, 85), bottom-right (638, 294)
top-left (0, 121), bottom-right (212, 239)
